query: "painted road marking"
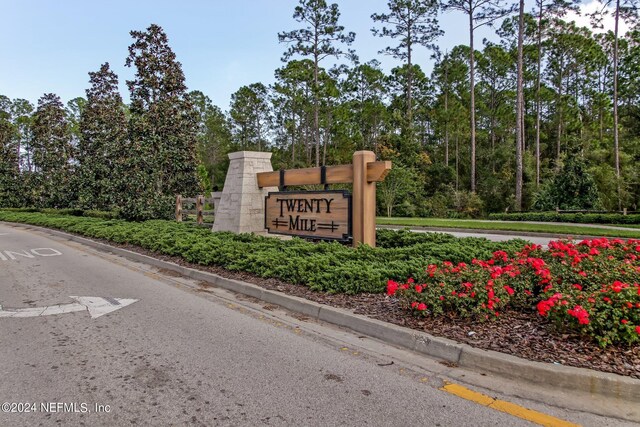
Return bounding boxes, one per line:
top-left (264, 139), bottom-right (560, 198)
top-left (0, 296), bottom-right (138, 319)
top-left (440, 382), bottom-right (580, 427)
top-left (0, 248), bottom-right (62, 261)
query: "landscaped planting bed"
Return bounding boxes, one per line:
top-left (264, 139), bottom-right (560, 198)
top-left (1, 211), bottom-right (638, 378)
top-left (390, 238), bottom-right (640, 347)
top-left (0, 211), bottom-right (526, 293)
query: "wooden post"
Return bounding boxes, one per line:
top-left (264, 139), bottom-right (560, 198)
top-left (175, 195), bottom-right (183, 222)
top-left (196, 195), bottom-right (204, 225)
top-left (352, 151), bottom-right (377, 247)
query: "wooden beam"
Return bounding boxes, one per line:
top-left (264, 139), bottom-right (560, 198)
top-left (256, 162), bottom-right (390, 188)
top-left (366, 161), bottom-right (392, 183)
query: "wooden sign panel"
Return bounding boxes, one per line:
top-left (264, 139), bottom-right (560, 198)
top-left (265, 191), bottom-right (351, 241)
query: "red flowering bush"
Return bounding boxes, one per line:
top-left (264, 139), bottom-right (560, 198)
top-left (390, 238), bottom-right (640, 347)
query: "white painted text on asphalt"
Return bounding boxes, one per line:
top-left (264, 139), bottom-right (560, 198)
top-left (0, 248), bottom-right (62, 261)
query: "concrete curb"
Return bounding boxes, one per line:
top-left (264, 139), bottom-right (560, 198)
top-left (376, 224), bottom-right (632, 240)
top-left (5, 222), bottom-right (640, 407)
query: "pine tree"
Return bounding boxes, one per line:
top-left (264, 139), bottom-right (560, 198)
top-left (371, 0), bottom-right (441, 131)
top-left (279, 0), bottom-right (355, 166)
top-left (441, 0), bottom-right (517, 193)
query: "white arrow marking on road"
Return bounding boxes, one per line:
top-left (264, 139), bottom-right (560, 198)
top-left (0, 296), bottom-right (138, 319)
top-left (0, 233), bottom-right (9, 236)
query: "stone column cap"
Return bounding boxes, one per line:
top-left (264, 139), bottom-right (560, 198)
top-left (227, 151), bottom-right (273, 160)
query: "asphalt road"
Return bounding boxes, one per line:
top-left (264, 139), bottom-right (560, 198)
top-left (0, 224), bottom-right (632, 426)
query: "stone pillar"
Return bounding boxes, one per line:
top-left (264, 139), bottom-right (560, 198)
top-left (212, 151), bottom-right (277, 235)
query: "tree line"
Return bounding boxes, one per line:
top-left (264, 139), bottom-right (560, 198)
top-left (1, 0), bottom-right (639, 219)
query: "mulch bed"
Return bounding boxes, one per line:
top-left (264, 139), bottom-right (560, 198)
top-left (64, 232), bottom-right (640, 380)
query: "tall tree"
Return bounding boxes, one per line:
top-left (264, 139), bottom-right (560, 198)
top-left (0, 100), bottom-right (20, 207)
top-left (31, 93), bottom-right (73, 208)
top-left (371, 0), bottom-right (442, 129)
top-left (187, 91), bottom-right (233, 191)
top-left (279, 0), bottom-right (355, 166)
top-left (10, 98), bottom-right (34, 172)
top-left (442, 0), bottom-right (517, 193)
top-left (340, 60), bottom-right (388, 152)
top-left (77, 63), bottom-right (128, 210)
top-left (592, 0), bottom-right (639, 207)
top-left (273, 59), bottom-right (316, 165)
top-left (515, 0), bottom-right (525, 210)
top-left (125, 24), bottom-right (201, 219)
top-left (532, 0), bottom-right (580, 187)
top-left (229, 83), bottom-right (273, 151)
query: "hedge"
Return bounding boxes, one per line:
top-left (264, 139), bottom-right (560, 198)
top-left (489, 212), bottom-right (640, 225)
top-left (0, 211), bottom-right (528, 294)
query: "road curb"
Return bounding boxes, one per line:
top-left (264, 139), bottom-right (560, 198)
top-left (376, 224), bottom-right (630, 240)
top-left (5, 222), bottom-right (640, 411)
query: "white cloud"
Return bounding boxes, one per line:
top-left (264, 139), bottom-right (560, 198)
top-left (564, 0), bottom-right (631, 35)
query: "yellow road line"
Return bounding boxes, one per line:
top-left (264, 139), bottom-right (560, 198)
top-left (440, 382), bottom-right (580, 427)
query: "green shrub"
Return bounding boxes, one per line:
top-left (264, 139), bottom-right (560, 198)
top-left (0, 211), bottom-right (527, 295)
top-left (489, 212), bottom-right (640, 225)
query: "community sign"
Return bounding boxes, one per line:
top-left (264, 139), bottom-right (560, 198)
top-left (264, 191), bottom-right (351, 241)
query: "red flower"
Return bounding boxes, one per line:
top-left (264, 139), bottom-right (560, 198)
top-left (578, 271), bottom-right (587, 277)
top-left (572, 284), bottom-right (582, 291)
top-left (621, 319), bottom-right (628, 325)
top-left (414, 285), bottom-right (423, 293)
top-left (611, 281), bottom-right (626, 293)
top-left (411, 302), bottom-right (419, 309)
top-left (567, 305), bottom-right (590, 325)
top-left (503, 286), bottom-right (514, 296)
top-left (636, 326), bottom-right (640, 334)
top-left (417, 303), bottom-right (427, 311)
top-left (386, 280), bottom-right (399, 296)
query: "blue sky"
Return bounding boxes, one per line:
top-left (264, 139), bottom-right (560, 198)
top-left (0, 0), bottom-right (603, 111)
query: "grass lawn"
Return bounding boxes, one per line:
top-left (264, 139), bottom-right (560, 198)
top-left (376, 217), bottom-right (640, 239)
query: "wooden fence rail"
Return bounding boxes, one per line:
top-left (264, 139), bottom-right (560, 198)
top-left (175, 194), bottom-right (219, 225)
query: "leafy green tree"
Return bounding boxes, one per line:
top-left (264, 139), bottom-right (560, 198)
top-left (0, 101), bottom-right (20, 207)
top-left (371, 0), bottom-right (441, 130)
top-left (66, 97), bottom-right (87, 150)
top-left (534, 149), bottom-right (602, 210)
top-left (31, 93), bottom-right (74, 208)
top-left (187, 90), bottom-right (233, 191)
top-left (279, 0), bottom-right (355, 166)
top-left (377, 164), bottom-right (421, 217)
top-left (124, 24), bottom-right (201, 219)
top-left (10, 98), bottom-right (34, 172)
top-left (77, 63), bottom-right (127, 211)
